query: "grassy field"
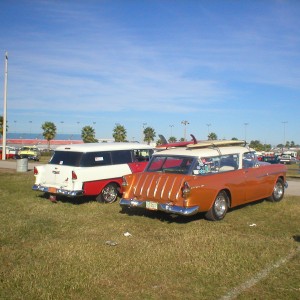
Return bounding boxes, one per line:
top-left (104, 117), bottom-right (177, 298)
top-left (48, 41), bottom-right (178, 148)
top-left (286, 162), bottom-right (300, 178)
top-left (0, 169), bottom-right (299, 299)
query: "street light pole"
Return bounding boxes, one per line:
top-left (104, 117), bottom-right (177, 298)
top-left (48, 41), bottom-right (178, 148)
top-left (282, 121), bottom-right (288, 148)
top-left (141, 123), bottom-right (147, 143)
top-left (29, 121), bottom-right (32, 135)
top-left (181, 120), bottom-right (189, 141)
top-left (169, 124), bottom-right (174, 137)
top-left (244, 123), bottom-right (249, 142)
top-left (2, 52), bottom-right (8, 161)
top-left (206, 123), bottom-right (211, 137)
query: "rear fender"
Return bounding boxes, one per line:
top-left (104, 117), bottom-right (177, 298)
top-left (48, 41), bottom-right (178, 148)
top-left (83, 178), bottom-right (122, 196)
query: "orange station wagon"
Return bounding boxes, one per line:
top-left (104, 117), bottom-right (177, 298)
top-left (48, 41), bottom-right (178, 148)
top-left (119, 140), bottom-right (288, 221)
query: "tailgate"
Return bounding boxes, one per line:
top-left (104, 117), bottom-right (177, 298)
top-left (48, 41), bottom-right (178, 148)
top-left (35, 164), bottom-right (75, 189)
top-left (131, 172), bottom-right (187, 204)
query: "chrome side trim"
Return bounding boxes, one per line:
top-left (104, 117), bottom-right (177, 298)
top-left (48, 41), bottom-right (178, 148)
top-left (119, 198), bottom-right (199, 216)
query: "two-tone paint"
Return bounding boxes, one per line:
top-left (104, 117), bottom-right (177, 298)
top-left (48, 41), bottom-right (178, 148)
top-left (120, 142), bottom-right (288, 220)
top-left (33, 142), bottom-right (153, 202)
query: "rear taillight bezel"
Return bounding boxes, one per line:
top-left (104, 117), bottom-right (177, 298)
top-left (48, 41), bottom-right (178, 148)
top-left (122, 176), bottom-right (128, 186)
top-left (72, 171), bottom-right (77, 180)
top-left (182, 181), bottom-right (191, 198)
top-left (33, 167), bottom-right (38, 175)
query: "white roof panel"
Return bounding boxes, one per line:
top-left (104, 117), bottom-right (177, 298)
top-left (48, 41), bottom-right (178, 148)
top-left (55, 142), bottom-right (153, 152)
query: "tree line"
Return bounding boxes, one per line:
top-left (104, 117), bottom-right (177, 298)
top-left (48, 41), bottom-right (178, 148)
top-left (39, 121), bottom-right (157, 148)
top-left (0, 116), bottom-right (298, 150)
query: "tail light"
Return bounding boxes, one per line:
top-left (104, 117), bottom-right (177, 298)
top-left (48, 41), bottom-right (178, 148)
top-left (72, 171), bottom-right (77, 180)
top-left (182, 181), bottom-right (191, 198)
top-left (122, 176), bottom-right (128, 187)
top-left (33, 167), bottom-right (38, 175)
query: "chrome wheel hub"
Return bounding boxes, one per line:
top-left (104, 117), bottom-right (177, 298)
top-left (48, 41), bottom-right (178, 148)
top-left (215, 196), bottom-right (227, 217)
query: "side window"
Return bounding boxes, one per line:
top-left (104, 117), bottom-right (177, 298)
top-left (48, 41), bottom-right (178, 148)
top-left (49, 151), bottom-right (83, 166)
top-left (81, 152), bottom-right (112, 167)
top-left (242, 152), bottom-right (256, 169)
top-left (219, 154), bottom-right (239, 171)
top-left (111, 150), bottom-right (132, 164)
top-left (193, 157), bottom-right (219, 175)
top-left (193, 154), bottom-right (239, 175)
top-left (147, 156), bottom-right (165, 172)
top-left (133, 149), bottom-right (153, 162)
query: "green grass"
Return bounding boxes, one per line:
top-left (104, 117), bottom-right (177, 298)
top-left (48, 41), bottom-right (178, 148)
top-left (286, 162), bottom-right (300, 178)
top-left (0, 170), bottom-right (299, 299)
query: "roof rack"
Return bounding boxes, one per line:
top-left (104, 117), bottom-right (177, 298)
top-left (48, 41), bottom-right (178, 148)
top-left (187, 140), bottom-right (246, 149)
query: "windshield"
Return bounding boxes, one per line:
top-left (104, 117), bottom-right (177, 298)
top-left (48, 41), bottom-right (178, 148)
top-left (147, 156), bottom-right (196, 174)
top-left (20, 147), bottom-right (39, 152)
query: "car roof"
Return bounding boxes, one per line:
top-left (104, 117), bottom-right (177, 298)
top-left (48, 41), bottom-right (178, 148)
top-left (154, 145), bottom-right (251, 157)
top-left (55, 142), bottom-right (153, 152)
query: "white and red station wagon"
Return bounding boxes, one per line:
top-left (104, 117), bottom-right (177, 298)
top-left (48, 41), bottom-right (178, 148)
top-left (33, 142), bottom-right (153, 203)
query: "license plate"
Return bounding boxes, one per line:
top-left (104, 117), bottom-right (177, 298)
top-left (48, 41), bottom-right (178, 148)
top-left (48, 187), bottom-right (57, 193)
top-left (146, 201), bottom-right (158, 210)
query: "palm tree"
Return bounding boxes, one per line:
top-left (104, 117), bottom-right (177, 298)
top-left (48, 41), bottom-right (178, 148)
top-left (42, 121), bottom-right (57, 149)
top-left (0, 115), bottom-right (8, 137)
top-left (0, 116), bottom-right (3, 136)
top-left (208, 132), bottom-right (217, 140)
top-left (113, 124), bottom-right (127, 142)
top-left (143, 127), bottom-right (156, 145)
top-left (81, 126), bottom-right (98, 143)
top-left (168, 136), bottom-right (177, 143)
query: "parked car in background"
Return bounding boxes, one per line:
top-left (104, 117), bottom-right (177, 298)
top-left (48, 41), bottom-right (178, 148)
top-left (279, 154), bottom-right (297, 164)
top-left (261, 156), bottom-right (281, 164)
top-left (0, 146), bottom-right (17, 159)
top-left (120, 140), bottom-right (287, 221)
top-left (33, 142), bottom-right (154, 203)
top-left (18, 146), bottom-right (41, 161)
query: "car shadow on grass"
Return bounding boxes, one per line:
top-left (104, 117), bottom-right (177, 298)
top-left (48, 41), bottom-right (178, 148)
top-left (120, 206), bottom-right (208, 224)
top-left (36, 193), bottom-right (95, 205)
top-left (119, 198), bottom-right (267, 224)
top-left (293, 235), bottom-right (300, 243)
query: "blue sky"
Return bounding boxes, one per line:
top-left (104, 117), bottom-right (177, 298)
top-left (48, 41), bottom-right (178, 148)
top-left (0, 0), bottom-right (299, 146)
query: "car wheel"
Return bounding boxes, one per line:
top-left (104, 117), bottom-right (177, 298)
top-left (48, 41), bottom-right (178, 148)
top-left (96, 183), bottom-right (119, 203)
top-left (205, 190), bottom-right (229, 221)
top-left (267, 178), bottom-right (284, 202)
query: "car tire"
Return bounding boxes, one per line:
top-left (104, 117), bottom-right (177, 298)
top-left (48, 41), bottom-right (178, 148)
top-left (205, 190), bottom-right (229, 221)
top-left (96, 183), bottom-right (119, 203)
top-left (267, 178), bottom-right (285, 202)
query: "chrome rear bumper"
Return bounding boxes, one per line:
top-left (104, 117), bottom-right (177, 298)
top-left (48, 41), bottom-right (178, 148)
top-left (32, 184), bottom-right (84, 197)
top-left (120, 199), bottom-right (199, 216)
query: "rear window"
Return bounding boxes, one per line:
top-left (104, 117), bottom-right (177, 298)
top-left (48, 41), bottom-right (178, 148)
top-left (147, 156), bottom-right (195, 174)
top-left (49, 151), bottom-right (84, 166)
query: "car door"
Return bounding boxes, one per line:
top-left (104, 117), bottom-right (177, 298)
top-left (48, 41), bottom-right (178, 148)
top-left (242, 152), bottom-right (268, 202)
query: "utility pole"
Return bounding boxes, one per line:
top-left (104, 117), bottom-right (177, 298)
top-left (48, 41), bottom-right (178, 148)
top-left (169, 124), bottom-right (174, 137)
top-left (181, 120), bottom-right (189, 141)
top-left (282, 121), bottom-right (288, 148)
top-left (244, 123), bottom-right (249, 142)
top-left (141, 123), bottom-right (147, 143)
top-left (2, 52), bottom-right (8, 160)
top-left (206, 123), bottom-right (211, 137)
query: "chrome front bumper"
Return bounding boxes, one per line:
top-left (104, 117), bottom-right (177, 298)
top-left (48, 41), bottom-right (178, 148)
top-left (32, 184), bottom-right (84, 197)
top-left (120, 199), bottom-right (199, 216)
